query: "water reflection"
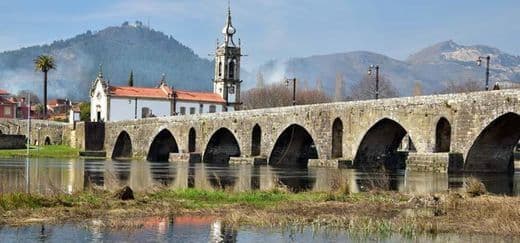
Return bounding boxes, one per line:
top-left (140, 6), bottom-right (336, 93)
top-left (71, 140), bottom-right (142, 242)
top-left (1, 216), bottom-right (519, 242)
top-left (0, 158), bottom-right (519, 196)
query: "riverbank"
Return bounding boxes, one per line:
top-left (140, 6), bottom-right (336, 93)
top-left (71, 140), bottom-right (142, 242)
top-left (0, 145), bottom-right (79, 158)
top-left (1, 183), bottom-right (519, 237)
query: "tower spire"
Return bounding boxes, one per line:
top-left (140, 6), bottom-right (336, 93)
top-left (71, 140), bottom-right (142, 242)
top-left (98, 64), bottom-right (103, 78)
top-left (222, 0), bottom-right (236, 46)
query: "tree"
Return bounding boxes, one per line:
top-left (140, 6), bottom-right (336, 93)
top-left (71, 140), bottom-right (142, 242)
top-left (255, 71), bottom-right (265, 88)
top-left (242, 82), bottom-right (331, 110)
top-left (16, 90), bottom-right (40, 104)
top-left (413, 81), bottom-right (423, 96)
top-left (128, 70), bottom-right (134, 87)
top-left (79, 102), bottom-right (91, 121)
top-left (437, 79), bottom-right (482, 94)
top-left (34, 55), bottom-right (56, 119)
top-left (334, 73), bottom-right (345, 101)
top-left (350, 75), bottom-right (398, 100)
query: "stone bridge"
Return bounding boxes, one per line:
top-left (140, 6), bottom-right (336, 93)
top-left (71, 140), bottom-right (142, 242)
top-left (83, 89), bottom-right (520, 174)
top-left (0, 118), bottom-right (69, 146)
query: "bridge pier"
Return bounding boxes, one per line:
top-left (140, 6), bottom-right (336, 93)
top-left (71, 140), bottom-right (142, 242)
top-left (229, 156), bottom-right (267, 165)
top-left (308, 159), bottom-right (352, 168)
top-left (169, 152), bottom-right (202, 163)
top-left (406, 152), bottom-right (463, 173)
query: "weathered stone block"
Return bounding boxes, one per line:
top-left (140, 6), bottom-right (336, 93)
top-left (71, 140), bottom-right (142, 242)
top-left (229, 156), bottom-right (267, 165)
top-left (308, 159), bottom-right (352, 168)
top-left (169, 152), bottom-right (202, 163)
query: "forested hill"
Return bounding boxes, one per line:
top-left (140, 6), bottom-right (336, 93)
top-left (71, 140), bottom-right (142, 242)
top-left (0, 22), bottom-right (214, 100)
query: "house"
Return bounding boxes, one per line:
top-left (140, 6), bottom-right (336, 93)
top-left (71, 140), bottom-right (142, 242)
top-left (47, 99), bottom-right (71, 114)
top-left (89, 6), bottom-right (243, 122)
top-left (90, 75), bottom-right (226, 122)
top-left (0, 89), bottom-right (16, 119)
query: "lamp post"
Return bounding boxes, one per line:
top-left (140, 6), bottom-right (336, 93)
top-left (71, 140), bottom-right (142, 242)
top-left (367, 65), bottom-right (380, 99)
top-left (476, 55), bottom-right (491, 91)
top-left (285, 78), bottom-right (297, 106)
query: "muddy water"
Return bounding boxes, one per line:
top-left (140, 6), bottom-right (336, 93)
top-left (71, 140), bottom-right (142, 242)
top-left (0, 158), bottom-right (519, 195)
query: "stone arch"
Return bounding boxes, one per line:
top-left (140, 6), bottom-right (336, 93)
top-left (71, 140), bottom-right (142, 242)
top-left (112, 131), bottom-right (132, 160)
top-left (465, 112), bottom-right (520, 173)
top-left (203, 128), bottom-right (241, 164)
top-left (354, 118), bottom-right (409, 170)
top-left (331, 118), bottom-right (343, 158)
top-left (44, 136), bottom-right (51, 145)
top-left (188, 127), bottom-right (196, 153)
top-left (269, 124), bottom-right (318, 168)
top-left (147, 129), bottom-right (179, 162)
top-left (251, 124), bottom-right (261, 156)
top-left (435, 117), bottom-right (451, 152)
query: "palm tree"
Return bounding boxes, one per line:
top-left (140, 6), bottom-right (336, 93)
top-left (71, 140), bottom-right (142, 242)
top-left (34, 55), bottom-right (56, 119)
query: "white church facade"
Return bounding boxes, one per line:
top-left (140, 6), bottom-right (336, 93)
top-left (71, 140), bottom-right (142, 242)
top-left (90, 5), bottom-right (242, 122)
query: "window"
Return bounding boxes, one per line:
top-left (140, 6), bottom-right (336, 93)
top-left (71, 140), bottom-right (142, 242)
top-left (199, 104), bottom-right (203, 113)
top-left (189, 107), bottom-right (196, 114)
top-left (209, 105), bottom-right (216, 113)
top-left (4, 107), bottom-right (11, 116)
top-left (180, 107), bottom-right (186, 115)
top-left (218, 62), bottom-right (222, 77)
top-left (228, 60), bottom-right (235, 79)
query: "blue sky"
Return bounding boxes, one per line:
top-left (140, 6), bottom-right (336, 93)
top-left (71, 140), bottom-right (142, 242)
top-left (0, 0), bottom-right (519, 68)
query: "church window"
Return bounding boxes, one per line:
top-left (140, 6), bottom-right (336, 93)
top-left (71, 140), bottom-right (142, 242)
top-left (209, 105), bottom-right (216, 113)
top-left (190, 107), bottom-right (196, 114)
top-left (199, 104), bottom-right (203, 113)
top-left (228, 60), bottom-right (235, 79)
top-left (218, 62), bottom-right (222, 77)
top-left (180, 107), bottom-right (186, 115)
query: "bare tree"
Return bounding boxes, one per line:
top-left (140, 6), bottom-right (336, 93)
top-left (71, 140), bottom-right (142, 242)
top-left (242, 81), bottom-right (331, 110)
top-left (256, 71), bottom-right (265, 88)
top-left (437, 79), bottom-right (483, 94)
top-left (349, 75), bottom-right (398, 100)
top-left (334, 73), bottom-right (345, 101)
top-left (413, 81), bottom-right (423, 96)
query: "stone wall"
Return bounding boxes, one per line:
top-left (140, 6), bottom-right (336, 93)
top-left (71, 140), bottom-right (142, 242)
top-left (0, 135), bottom-right (26, 149)
top-left (0, 118), bottom-right (70, 146)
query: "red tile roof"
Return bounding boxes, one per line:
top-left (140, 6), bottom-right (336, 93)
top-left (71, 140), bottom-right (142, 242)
top-left (175, 90), bottom-right (225, 103)
top-left (108, 85), bottom-right (225, 103)
top-left (48, 99), bottom-right (68, 106)
top-left (0, 89), bottom-right (9, 96)
top-left (0, 96), bottom-right (15, 105)
top-left (109, 86), bottom-right (172, 99)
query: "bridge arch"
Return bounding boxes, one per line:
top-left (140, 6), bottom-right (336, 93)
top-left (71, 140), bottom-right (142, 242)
top-left (188, 127), bottom-right (196, 153)
top-left (112, 131), bottom-right (132, 159)
top-left (147, 129), bottom-right (179, 162)
top-left (435, 117), bottom-right (451, 152)
top-left (465, 112), bottom-right (520, 173)
top-left (269, 123), bottom-right (318, 168)
top-left (44, 136), bottom-right (51, 145)
top-left (203, 127), bottom-right (241, 164)
top-left (251, 124), bottom-right (261, 156)
top-left (331, 118), bottom-right (343, 158)
top-left (353, 118), bottom-right (410, 170)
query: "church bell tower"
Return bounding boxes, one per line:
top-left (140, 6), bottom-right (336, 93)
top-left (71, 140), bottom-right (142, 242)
top-left (213, 4), bottom-right (242, 111)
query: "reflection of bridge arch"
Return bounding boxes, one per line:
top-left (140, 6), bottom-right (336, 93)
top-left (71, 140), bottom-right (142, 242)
top-left (269, 124), bottom-right (318, 168)
top-left (465, 112), bottom-right (520, 173)
top-left (203, 128), bottom-right (241, 165)
top-left (354, 118), bottom-right (411, 170)
top-left (147, 129), bottom-right (179, 162)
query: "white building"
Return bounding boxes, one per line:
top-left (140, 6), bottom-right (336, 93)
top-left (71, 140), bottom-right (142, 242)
top-left (89, 5), bottom-right (243, 122)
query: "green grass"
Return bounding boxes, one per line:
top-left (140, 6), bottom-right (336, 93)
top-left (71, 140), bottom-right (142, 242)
top-left (0, 145), bottom-right (79, 158)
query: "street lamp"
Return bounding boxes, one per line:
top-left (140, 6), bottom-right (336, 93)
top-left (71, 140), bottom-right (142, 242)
top-left (285, 78), bottom-right (297, 106)
top-left (476, 55), bottom-right (491, 91)
top-left (367, 65), bottom-right (380, 99)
